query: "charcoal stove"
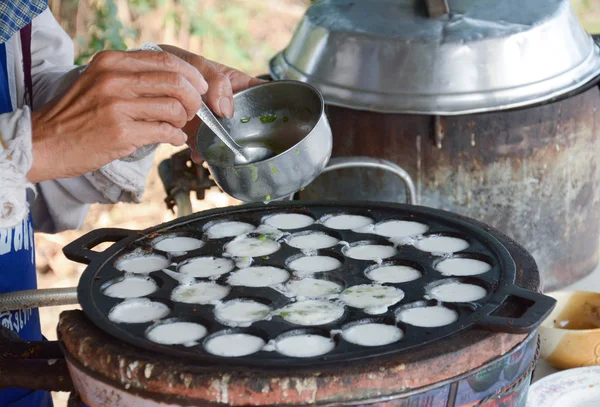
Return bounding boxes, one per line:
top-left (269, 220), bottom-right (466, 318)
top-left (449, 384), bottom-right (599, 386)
top-left (0, 200), bottom-right (554, 406)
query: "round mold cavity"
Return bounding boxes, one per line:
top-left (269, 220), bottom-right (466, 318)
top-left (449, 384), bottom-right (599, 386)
top-left (204, 220), bottom-right (256, 239)
top-left (214, 298), bottom-right (272, 327)
top-left (342, 240), bottom-right (398, 261)
top-left (108, 298), bottom-right (170, 324)
top-left (416, 234), bottom-right (470, 254)
top-left (395, 301), bottom-right (459, 328)
top-left (114, 252), bottom-right (170, 275)
top-left (286, 231), bottom-right (340, 250)
top-left (425, 278), bottom-right (488, 303)
top-left (151, 233), bottom-right (204, 253)
top-left (365, 261), bottom-right (422, 284)
top-left (177, 256), bottom-right (235, 279)
top-left (435, 256), bottom-right (493, 276)
top-left (262, 213), bottom-right (315, 230)
top-left (341, 319), bottom-right (403, 347)
top-left (278, 299), bottom-right (345, 326)
top-left (373, 219), bottom-right (429, 239)
top-left (227, 266), bottom-right (290, 287)
top-left (275, 329), bottom-right (336, 358)
top-left (340, 284), bottom-right (405, 315)
top-left (171, 282), bottom-right (230, 304)
top-left (286, 253), bottom-right (343, 275)
top-left (203, 329), bottom-right (267, 357)
top-left (145, 318), bottom-right (207, 346)
top-left (286, 277), bottom-right (343, 298)
top-left (101, 275), bottom-right (158, 299)
top-left (224, 237), bottom-right (280, 258)
top-left (321, 213), bottom-right (375, 230)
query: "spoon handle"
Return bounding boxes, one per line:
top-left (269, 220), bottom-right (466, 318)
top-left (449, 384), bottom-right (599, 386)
top-left (196, 104), bottom-right (246, 160)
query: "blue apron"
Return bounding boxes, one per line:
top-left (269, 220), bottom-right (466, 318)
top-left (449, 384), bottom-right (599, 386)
top-left (0, 41), bottom-right (53, 407)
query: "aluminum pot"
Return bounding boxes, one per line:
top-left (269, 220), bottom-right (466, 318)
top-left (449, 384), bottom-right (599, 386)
top-left (195, 80), bottom-right (332, 202)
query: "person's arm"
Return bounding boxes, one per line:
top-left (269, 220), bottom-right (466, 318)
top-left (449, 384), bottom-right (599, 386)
top-left (24, 9), bottom-right (163, 233)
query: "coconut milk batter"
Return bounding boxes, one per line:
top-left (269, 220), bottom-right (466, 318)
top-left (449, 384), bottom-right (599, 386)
top-left (214, 299), bottom-right (272, 326)
top-left (287, 232), bottom-right (339, 250)
top-left (279, 300), bottom-right (345, 326)
top-left (263, 213), bottom-right (314, 229)
top-left (171, 282), bottom-right (230, 304)
top-left (397, 306), bottom-right (458, 327)
top-left (366, 264), bottom-right (421, 283)
top-left (204, 333), bottom-right (266, 357)
top-left (276, 334), bottom-right (335, 357)
top-left (205, 221), bottom-right (255, 239)
top-left (342, 323), bottom-right (403, 347)
top-left (416, 236), bottom-right (470, 253)
top-left (286, 278), bottom-right (342, 298)
top-left (177, 256), bottom-right (235, 278)
top-left (374, 220), bottom-right (429, 238)
top-left (108, 299), bottom-right (170, 324)
top-left (115, 254), bottom-right (170, 274)
top-left (152, 236), bottom-right (204, 252)
top-left (225, 237), bottom-right (280, 257)
top-left (323, 214), bottom-right (374, 230)
top-left (228, 266), bottom-right (290, 287)
top-left (146, 321), bottom-right (207, 345)
top-left (435, 258), bottom-right (491, 276)
top-left (103, 276), bottom-right (158, 299)
top-left (428, 281), bottom-right (487, 302)
top-left (288, 255), bottom-right (342, 274)
top-left (340, 285), bottom-right (404, 314)
top-left (344, 244), bottom-right (397, 261)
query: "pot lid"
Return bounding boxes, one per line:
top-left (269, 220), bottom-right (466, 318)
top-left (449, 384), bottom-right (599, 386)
top-left (269, 0), bottom-right (600, 115)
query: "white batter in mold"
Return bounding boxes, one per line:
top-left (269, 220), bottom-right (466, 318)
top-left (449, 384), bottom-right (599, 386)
top-left (435, 258), bottom-right (492, 276)
top-left (279, 300), bottom-right (345, 326)
top-left (342, 323), bottom-right (403, 347)
top-left (373, 220), bottom-right (429, 238)
top-left (108, 299), bottom-right (170, 324)
top-left (428, 281), bottom-right (487, 303)
top-left (146, 321), bottom-right (207, 345)
top-left (228, 266), bottom-right (290, 287)
top-left (343, 244), bottom-right (397, 261)
top-left (288, 255), bottom-right (342, 274)
top-left (365, 264), bottom-right (421, 284)
top-left (416, 236), bottom-right (469, 254)
top-left (214, 299), bottom-right (272, 327)
top-left (204, 333), bottom-right (265, 357)
top-left (397, 305), bottom-right (458, 327)
top-left (263, 213), bottom-right (314, 230)
top-left (286, 278), bottom-right (342, 298)
top-left (287, 232), bottom-right (339, 250)
top-left (340, 285), bottom-right (404, 314)
top-left (322, 214), bottom-right (374, 230)
top-left (225, 237), bottom-right (280, 257)
top-left (115, 254), bottom-right (170, 274)
top-left (275, 334), bottom-right (335, 357)
top-left (205, 221), bottom-right (255, 239)
top-left (103, 276), bottom-right (158, 299)
top-left (177, 256), bottom-right (235, 278)
top-left (171, 282), bottom-right (230, 304)
top-left (151, 236), bottom-right (204, 253)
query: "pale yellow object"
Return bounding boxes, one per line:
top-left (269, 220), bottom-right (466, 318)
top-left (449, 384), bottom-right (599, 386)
top-left (540, 291), bottom-right (600, 370)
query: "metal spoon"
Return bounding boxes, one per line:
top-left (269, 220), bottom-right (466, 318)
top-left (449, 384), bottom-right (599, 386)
top-left (196, 104), bottom-right (274, 165)
top-left (140, 42), bottom-right (273, 165)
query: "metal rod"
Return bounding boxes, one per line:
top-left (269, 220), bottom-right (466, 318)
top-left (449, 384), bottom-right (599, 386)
top-left (0, 287), bottom-right (78, 312)
top-left (0, 359), bottom-right (73, 392)
top-left (174, 190), bottom-right (193, 217)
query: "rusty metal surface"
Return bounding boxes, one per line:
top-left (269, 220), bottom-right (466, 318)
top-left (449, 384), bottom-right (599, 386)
top-left (0, 358), bottom-right (73, 392)
top-left (302, 85), bottom-right (600, 291)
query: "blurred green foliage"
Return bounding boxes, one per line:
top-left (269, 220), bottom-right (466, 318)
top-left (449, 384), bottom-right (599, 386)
top-left (72, 0), bottom-right (600, 68)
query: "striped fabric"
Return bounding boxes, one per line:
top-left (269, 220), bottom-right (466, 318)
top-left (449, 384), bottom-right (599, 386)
top-left (0, 0), bottom-right (47, 43)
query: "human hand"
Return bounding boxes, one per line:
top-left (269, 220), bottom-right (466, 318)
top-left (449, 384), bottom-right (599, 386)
top-left (28, 50), bottom-right (208, 183)
top-left (158, 45), bottom-right (267, 163)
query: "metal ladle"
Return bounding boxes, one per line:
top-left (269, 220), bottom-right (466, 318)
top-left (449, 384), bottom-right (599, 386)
top-left (140, 42), bottom-right (274, 165)
top-left (196, 104), bottom-right (274, 165)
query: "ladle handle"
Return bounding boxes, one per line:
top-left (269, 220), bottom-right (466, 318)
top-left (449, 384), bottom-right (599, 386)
top-left (196, 104), bottom-right (246, 160)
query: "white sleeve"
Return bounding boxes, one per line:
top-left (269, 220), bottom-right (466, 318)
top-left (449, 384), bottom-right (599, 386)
top-left (24, 9), bottom-right (156, 234)
top-left (0, 108), bottom-right (34, 230)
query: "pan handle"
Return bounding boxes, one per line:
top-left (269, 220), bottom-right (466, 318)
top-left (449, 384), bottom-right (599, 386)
top-left (320, 156), bottom-right (417, 205)
top-left (476, 286), bottom-right (556, 334)
top-left (62, 228), bottom-right (137, 265)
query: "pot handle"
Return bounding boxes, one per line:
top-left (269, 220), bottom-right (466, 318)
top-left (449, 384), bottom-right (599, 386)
top-left (62, 228), bottom-right (137, 265)
top-left (476, 286), bottom-right (556, 334)
top-left (320, 156), bottom-right (417, 205)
